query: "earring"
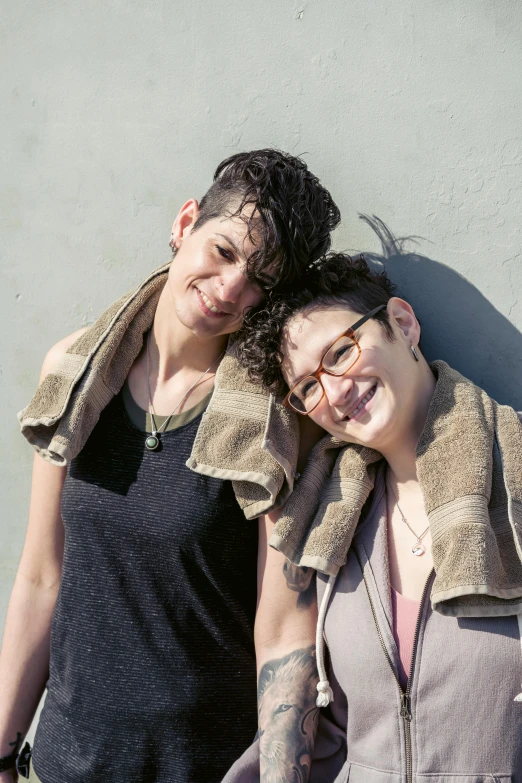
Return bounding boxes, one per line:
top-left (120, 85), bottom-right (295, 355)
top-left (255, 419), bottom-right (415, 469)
top-left (410, 345), bottom-right (419, 362)
top-left (169, 238), bottom-right (176, 250)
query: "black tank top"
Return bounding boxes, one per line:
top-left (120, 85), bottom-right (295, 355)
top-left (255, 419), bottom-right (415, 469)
top-left (33, 387), bottom-right (258, 783)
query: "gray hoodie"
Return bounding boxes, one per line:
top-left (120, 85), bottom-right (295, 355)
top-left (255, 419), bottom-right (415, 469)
top-left (225, 464), bottom-right (522, 783)
top-left (314, 467), bottom-right (522, 783)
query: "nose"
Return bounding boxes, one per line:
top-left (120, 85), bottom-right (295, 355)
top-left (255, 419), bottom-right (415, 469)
top-left (216, 265), bottom-right (248, 305)
top-left (320, 372), bottom-right (354, 409)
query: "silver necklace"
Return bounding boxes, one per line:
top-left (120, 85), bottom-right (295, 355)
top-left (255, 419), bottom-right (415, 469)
top-left (387, 475), bottom-right (430, 556)
top-left (144, 331), bottom-right (223, 451)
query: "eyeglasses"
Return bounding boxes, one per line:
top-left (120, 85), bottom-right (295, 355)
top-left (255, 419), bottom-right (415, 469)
top-left (283, 304), bottom-right (386, 415)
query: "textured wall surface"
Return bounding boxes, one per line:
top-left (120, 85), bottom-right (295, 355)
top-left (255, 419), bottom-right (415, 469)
top-left (1, 0), bottom-right (521, 633)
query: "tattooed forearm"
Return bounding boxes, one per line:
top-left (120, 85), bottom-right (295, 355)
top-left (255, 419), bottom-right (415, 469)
top-left (282, 562), bottom-right (316, 608)
top-left (258, 645), bottom-right (319, 783)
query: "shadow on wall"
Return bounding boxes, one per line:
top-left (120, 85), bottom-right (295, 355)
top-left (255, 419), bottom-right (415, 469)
top-left (359, 216), bottom-right (522, 409)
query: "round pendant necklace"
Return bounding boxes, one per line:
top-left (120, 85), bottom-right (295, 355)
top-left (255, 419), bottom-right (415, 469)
top-left (144, 330), bottom-right (223, 451)
top-left (387, 475), bottom-right (430, 556)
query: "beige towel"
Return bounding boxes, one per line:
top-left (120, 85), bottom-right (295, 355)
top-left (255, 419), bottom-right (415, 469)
top-left (270, 361), bottom-right (522, 617)
top-left (186, 341), bottom-right (299, 519)
top-left (18, 263), bottom-right (297, 517)
top-left (19, 262), bottom-right (171, 465)
top-left (18, 267), bottom-right (522, 616)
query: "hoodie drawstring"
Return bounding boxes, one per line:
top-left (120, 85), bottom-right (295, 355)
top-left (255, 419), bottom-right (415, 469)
top-left (315, 573), bottom-right (338, 708)
top-left (315, 579), bottom-right (522, 705)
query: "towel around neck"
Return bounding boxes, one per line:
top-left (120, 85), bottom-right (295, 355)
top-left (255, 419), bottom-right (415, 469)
top-left (270, 361), bottom-right (522, 618)
top-left (17, 265), bottom-right (522, 617)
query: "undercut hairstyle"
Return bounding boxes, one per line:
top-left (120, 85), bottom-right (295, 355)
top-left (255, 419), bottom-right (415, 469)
top-left (192, 149), bottom-right (340, 292)
top-left (236, 252), bottom-right (397, 397)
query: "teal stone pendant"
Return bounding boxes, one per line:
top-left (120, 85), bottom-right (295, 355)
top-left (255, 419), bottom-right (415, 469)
top-left (145, 433), bottom-right (160, 451)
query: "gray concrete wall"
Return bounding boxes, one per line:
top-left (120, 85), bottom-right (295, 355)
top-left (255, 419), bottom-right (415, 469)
top-left (1, 0), bottom-right (521, 634)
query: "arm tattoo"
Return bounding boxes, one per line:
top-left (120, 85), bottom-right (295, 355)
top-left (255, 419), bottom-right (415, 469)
top-left (283, 561), bottom-right (316, 608)
top-left (8, 733), bottom-right (22, 751)
top-left (258, 645), bottom-right (319, 783)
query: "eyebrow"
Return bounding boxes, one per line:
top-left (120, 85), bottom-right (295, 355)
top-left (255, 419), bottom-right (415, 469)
top-left (289, 326), bottom-right (348, 383)
top-left (214, 233), bottom-right (242, 258)
top-left (214, 232), bottom-right (277, 286)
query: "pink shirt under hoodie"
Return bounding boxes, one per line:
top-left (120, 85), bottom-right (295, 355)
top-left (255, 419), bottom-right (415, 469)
top-left (390, 586), bottom-right (421, 689)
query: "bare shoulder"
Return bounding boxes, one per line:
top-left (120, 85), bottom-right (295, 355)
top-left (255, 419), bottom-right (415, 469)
top-left (40, 327), bottom-right (90, 381)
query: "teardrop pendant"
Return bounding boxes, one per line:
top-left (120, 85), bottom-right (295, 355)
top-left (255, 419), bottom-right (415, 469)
top-left (145, 433), bottom-right (160, 451)
top-left (412, 541), bottom-right (426, 556)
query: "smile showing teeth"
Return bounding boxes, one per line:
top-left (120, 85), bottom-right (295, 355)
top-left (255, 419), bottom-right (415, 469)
top-left (198, 289), bottom-right (225, 314)
top-left (346, 386), bottom-right (376, 419)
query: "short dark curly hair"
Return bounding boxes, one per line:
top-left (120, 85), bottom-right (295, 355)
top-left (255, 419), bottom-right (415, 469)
top-left (236, 252), bottom-right (397, 397)
top-left (192, 149), bottom-right (340, 292)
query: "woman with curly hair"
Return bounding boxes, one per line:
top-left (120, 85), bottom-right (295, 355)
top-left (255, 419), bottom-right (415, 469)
top-left (234, 253), bottom-right (522, 782)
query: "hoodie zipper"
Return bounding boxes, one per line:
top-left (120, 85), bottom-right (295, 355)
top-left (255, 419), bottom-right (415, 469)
top-left (355, 551), bottom-right (433, 783)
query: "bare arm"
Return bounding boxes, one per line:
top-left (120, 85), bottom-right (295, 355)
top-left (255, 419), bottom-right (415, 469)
top-left (255, 414), bottom-right (324, 783)
top-left (256, 514), bottom-right (319, 783)
top-left (0, 455), bottom-right (65, 780)
top-left (0, 330), bottom-right (86, 780)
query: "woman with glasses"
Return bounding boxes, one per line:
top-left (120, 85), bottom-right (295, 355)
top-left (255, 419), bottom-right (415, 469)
top-left (232, 252), bottom-right (522, 783)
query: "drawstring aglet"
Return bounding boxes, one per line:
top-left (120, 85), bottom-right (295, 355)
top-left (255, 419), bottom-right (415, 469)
top-left (315, 573), bottom-right (338, 709)
top-left (316, 679), bottom-right (334, 708)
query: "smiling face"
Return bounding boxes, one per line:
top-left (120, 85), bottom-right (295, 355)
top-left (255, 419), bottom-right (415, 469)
top-left (281, 299), bottom-right (428, 453)
top-left (167, 200), bottom-right (269, 340)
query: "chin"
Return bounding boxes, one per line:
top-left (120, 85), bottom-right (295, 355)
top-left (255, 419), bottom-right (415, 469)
top-left (333, 414), bottom-right (391, 451)
top-left (178, 308), bottom-right (233, 338)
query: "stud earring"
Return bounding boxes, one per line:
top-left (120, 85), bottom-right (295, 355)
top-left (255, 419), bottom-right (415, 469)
top-left (410, 345), bottom-right (419, 362)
